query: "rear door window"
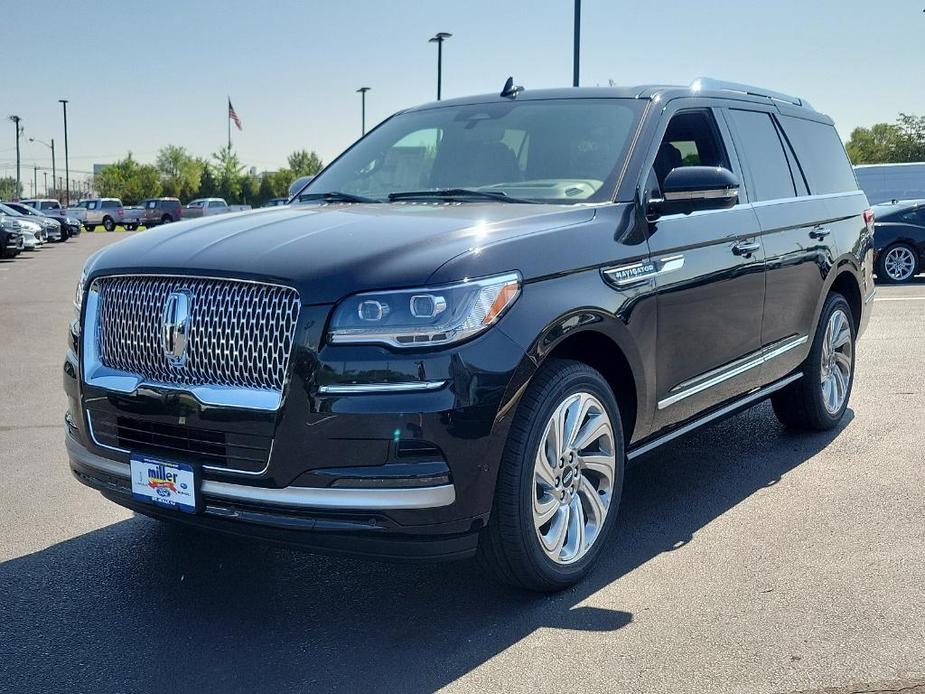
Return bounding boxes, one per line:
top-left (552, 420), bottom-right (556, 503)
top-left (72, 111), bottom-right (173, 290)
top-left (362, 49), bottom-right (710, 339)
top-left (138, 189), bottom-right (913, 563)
top-left (778, 116), bottom-right (858, 195)
top-left (726, 110), bottom-right (796, 202)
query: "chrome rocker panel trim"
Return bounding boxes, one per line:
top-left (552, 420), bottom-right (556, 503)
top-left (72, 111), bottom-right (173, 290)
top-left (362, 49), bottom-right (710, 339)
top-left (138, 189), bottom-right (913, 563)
top-left (629, 372), bottom-right (803, 460)
top-left (317, 380), bottom-right (447, 395)
top-left (658, 334), bottom-right (808, 409)
top-left (66, 434), bottom-right (457, 511)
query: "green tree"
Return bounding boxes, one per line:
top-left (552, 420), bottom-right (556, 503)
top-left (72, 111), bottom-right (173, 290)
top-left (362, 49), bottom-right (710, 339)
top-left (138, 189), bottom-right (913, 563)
top-left (211, 145), bottom-right (245, 202)
top-left (0, 176), bottom-right (22, 200)
top-left (196, 161), bottom-right (218, 198)
top-left (95, 154), bottom-right (162, 204)
top-left (846, 113), bottom-right (925, 164)
top-left (240, 174), bottom-right (260, 206)
top-left (156, 145), bottom-right (203, 200)
top-left (287, 149), bottom-right (323, 177)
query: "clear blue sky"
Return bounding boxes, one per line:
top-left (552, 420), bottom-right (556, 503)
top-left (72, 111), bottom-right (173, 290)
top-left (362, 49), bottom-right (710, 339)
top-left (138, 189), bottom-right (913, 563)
top-left (4, 0), bottom-right (924, 189)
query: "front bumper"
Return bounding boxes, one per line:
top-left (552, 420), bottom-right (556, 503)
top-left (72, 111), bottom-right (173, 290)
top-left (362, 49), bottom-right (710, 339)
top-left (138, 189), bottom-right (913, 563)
top-left (67, 432), bottom-right (478, 560)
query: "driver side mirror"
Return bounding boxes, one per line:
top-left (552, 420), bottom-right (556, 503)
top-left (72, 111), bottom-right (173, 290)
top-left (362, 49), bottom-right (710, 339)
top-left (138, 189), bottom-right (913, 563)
top-left (648, 166), bottom-right (739, 218)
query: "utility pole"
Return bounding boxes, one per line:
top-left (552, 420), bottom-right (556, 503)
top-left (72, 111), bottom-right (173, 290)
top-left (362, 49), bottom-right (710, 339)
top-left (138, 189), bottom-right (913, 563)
top-left (33, 166), bottom-right (37, 196)
top-left (429, 33), bottom-right (452, 100)
top-left (59, 99), bottom-right (70, 205)
top-left (357, 87), bottom-right (371, 135)
top-left (29, 138), bottom-right (55, 199)
top-left (9, 115), bottom-right (22, 200)
top-left (43, 171), bottom-right (48, 196)
top-left (573, 0), bottom-right (581, 87)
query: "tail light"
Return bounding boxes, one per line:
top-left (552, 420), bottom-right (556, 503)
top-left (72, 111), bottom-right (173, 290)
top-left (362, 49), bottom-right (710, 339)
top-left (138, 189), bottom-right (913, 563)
top-left (863, 208), bottom-right (875, 234)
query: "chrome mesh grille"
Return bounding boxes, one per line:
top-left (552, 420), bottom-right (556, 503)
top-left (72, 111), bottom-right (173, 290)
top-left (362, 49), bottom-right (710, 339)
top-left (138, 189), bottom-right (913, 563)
top-left (94, 276), bottom-right (300, 392)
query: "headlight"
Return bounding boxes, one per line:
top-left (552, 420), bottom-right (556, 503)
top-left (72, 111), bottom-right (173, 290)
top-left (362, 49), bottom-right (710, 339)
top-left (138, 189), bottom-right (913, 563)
top-left (73, 269), bottom-right (87, 319)
top-left (328, 272), bottom-right (521, 348)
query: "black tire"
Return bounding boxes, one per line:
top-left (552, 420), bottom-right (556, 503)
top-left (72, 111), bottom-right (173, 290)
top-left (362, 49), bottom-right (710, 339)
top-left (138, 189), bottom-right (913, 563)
top-left (125, 224), bottom-right (137, 231)
top-left (771, 292), bottom-right (855, 431)
top-left (103, 217), bottom-right (115, 232)
top-left (161, 214), bottom-right (173, 224)
top-left (85, 225), bottom-right (96, 232)
top-left (476, 358), bottom-right (625, 592)
top-left (876, 243), bottom-right (919, 284)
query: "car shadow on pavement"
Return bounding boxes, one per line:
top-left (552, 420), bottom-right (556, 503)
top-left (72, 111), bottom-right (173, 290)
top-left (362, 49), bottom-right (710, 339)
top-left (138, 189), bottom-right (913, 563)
top-left (0, 402), bottom-right (852, 694)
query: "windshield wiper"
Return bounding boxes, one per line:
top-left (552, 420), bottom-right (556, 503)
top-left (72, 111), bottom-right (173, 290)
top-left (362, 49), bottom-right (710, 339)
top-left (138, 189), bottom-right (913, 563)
top-left (388, 188), bottom-right (535, 203)
top-left (298, 191), bottom-right (380, 203)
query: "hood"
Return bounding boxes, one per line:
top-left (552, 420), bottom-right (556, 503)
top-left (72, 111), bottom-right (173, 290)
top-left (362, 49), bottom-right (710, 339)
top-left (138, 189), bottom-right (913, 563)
top-left (86, 203), bottom-right (596, 303)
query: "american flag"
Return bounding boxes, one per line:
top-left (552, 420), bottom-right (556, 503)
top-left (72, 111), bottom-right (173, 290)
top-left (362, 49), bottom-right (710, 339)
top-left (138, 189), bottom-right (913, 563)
top-left (228, 99), bottom-right (242, 131)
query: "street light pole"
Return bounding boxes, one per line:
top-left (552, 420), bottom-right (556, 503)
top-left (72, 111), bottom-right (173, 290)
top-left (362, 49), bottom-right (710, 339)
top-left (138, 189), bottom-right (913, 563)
top-left (429, 32), bottom-right (452, 100)
top-left (356, 87), bottom-right (371, 135)
top-left (29, 137), bottom-right (56, 200)
top-left (59, 99), bottom-right (70, 206)
top-left (9, 115), bottom-right (22, 200)
top-left (43, 171), bottom-right (48, 196)
top-left (573, 0), bottom-right (581, 87)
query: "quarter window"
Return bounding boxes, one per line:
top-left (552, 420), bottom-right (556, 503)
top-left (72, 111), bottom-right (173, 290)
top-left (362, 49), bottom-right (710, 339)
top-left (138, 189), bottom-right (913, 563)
top-left (727, 110), bottom-right (796, 202)
top-left (778, 116), bottom-right (858, 195)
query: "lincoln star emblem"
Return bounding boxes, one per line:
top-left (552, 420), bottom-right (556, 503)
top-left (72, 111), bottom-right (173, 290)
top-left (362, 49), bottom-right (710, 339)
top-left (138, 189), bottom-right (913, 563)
top-left (162, 290), bottom-right (192, 366)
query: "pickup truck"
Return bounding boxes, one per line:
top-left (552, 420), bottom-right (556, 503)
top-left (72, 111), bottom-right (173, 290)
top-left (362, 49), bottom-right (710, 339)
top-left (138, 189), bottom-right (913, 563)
top-left (19, 198), bottom-right (83, 237)
top-left (183, 198), bottom-right (251, 219)
top-left (120, 206), bottom-right (144, 231)
top-left (77, 198), bottom-right (125, 231)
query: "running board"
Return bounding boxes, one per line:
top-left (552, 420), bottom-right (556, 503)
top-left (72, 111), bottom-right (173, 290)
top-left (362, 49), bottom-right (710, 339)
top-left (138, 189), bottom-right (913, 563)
top-left (626, 372), bottom-right (803, 461)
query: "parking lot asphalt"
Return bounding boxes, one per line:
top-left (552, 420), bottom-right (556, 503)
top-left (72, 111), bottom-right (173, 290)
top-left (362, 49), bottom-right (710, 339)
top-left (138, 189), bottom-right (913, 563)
top-left (1, 232), bottom-right (923, 694)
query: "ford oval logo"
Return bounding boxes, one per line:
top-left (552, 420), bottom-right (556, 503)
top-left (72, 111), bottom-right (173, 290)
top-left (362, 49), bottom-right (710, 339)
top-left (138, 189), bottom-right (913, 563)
top-left (161, 290), bottom-right (192, 366)
top-left (156, 487), bottom-right (171, 497)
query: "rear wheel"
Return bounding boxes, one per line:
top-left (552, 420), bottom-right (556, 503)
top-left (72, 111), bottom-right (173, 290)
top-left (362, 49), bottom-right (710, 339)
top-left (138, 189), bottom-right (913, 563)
top-left (772, 292), bottom-right (855, 431)
top-left (877, 243), bottom-right (918, 283)
top-left (161, 214), bottom-right (173, 224)
top-left (476, 359), bottom-right (625, 592)
top-left (102, 217), bottom-right (115, 232)
top-left (85, 225), bottom-right (96, 232)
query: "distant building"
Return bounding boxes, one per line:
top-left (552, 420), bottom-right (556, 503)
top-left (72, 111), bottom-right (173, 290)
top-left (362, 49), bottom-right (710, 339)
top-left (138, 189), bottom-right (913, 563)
top-left (854, 163), bottom-right (925, 204)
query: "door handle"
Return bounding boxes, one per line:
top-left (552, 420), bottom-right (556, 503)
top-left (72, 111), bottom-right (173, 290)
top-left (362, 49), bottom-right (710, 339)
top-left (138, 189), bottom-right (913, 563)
top-left (732, 240), bottom-right (761, 256)
top-left (809, 227), bottom-right (831, 240)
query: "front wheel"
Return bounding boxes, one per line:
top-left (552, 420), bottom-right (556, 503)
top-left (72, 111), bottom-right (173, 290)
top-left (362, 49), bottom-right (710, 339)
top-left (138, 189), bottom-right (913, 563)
top-left (102, 217), bottom-right (115, 232)
top-left (877, 243), bottom-right (918, 283)
top-left (476, 359), bottom-right (625, 592)
top-left (85, 225), bottom-right (96, 232)
top-left (161, 214), bottom-right (173, 224)
top-left (772, 292), bottom-right (855, 430)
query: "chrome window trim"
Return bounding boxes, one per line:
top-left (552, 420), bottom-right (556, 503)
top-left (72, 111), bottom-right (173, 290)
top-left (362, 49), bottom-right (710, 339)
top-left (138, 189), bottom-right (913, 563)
top-left (82, 274), bottom-right (298, 412)
top-left (658, 334), bottom-right (808, 409)
top-left (86, 410), bottom-right (272, 477)
top-left (317, 380), bottom-right (447, 395)
top-left (66, 434), bottom-right (455, 510)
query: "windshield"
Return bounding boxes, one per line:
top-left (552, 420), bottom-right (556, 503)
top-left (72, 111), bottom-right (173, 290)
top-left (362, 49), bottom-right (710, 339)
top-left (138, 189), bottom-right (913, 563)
top-left (300, 98), bottom-right (645, 204)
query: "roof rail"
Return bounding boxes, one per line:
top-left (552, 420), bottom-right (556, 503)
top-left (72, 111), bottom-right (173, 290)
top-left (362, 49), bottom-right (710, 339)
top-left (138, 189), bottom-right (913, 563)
top-left (689, 77), bottom-right (813, 110)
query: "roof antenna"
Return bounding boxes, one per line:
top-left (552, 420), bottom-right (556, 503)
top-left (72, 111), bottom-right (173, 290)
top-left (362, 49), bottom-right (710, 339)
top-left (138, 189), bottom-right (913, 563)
top-left (500, 76), bottom-right (524, 99)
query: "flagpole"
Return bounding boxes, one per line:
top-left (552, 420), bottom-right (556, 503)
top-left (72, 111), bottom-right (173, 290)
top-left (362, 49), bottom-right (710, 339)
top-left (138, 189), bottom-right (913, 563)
top-left (227, 96), bottom-right (231, 150)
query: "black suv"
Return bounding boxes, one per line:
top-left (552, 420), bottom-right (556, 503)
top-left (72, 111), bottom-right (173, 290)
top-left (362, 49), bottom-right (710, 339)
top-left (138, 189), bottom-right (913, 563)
top-left (65, 78), bottom-right (874, 591)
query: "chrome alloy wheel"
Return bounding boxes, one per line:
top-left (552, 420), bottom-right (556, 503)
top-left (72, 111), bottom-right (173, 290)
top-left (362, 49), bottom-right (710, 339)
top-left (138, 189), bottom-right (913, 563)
top-left (532, 392), bottom-right (616, 565)
top-left (820, 308), bottom-right (853, 415)
top-left (883, 246), bottom-right (916, 281)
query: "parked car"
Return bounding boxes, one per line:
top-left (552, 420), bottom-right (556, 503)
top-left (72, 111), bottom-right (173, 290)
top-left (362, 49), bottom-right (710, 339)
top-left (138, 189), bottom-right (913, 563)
top-left (0, 202), bottom-right (68, 241)
top-left (0, 202), bottom-right (63, 241)
top-left (0, 216), bottom-right (24, 258)
top-left (263, 198), bottom-right (289, 207)
top-left (19, 198), bottom-right (82, 237)
top-left (66, 78), bottom-right (874, 591)
top-left (870, 199), bottom-right (925, 283)
top-left (77, 198), bottom-right (124, 232)
top-left (183, 198), bottom-right (251, 218)
top-left (138, 197), bottom-right (182, 228)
